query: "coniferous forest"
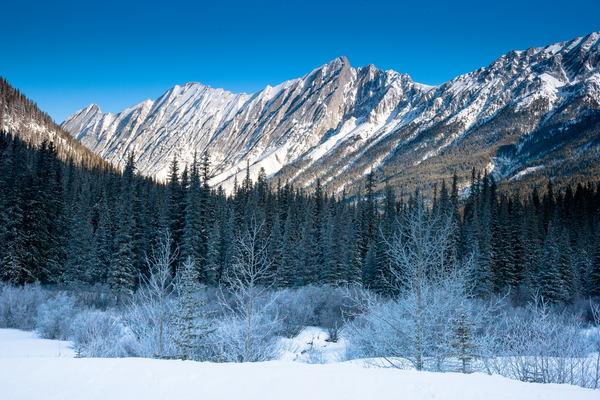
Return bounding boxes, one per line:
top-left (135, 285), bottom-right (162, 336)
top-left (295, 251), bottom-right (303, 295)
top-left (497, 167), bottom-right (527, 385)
top-left (1, 128), bottom-right (600, 303)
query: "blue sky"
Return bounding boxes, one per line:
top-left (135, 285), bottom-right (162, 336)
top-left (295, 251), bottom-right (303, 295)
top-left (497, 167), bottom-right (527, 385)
top-left (2, 0), bottom-right (599, 124)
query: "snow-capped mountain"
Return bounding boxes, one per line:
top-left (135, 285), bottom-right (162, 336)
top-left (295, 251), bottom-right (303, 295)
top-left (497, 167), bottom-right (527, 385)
top-left (62, 32), bottom-right (600, 194)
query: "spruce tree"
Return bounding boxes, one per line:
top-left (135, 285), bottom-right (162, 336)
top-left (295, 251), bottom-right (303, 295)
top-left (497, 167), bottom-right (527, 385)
top-left (171, 257), bottom-right (215, 360)
top-left (450, 308), bottom-right (478, 374)
top-left (537, 222), bottom-right (566, 302)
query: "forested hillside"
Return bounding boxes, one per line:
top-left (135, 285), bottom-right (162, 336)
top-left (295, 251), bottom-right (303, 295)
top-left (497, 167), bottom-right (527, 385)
top-left (0, 78), bottom-right (112, 170)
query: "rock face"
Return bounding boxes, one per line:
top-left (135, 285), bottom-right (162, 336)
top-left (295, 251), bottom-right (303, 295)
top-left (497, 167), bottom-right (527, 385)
top-left (62, 32), bottom-right (600, 194)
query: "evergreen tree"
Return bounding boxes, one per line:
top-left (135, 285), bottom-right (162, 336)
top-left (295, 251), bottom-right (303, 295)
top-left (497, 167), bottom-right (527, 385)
top-left (537, 222), bottom-right (566, 302)
top-left (165, 155), bottom-right (186, 260)
top-left (182, 152), bottom-right (203, 265)
top-left (64, 188), bottom-right (94, 283)
top-left (558, 228), bottom-right (574, 299)
top-left (587, 223), bottom-right (600, 296)
top-left (92, 190), bottom-right (113, 283)
top-left (171, 257), bottom-right (215, 360)
top-left (109, 154), bottom-right (137, 296)
top-left (450, 308), bottom-right (478, 374)
top-left (280, 210), bottom-right (297, 287)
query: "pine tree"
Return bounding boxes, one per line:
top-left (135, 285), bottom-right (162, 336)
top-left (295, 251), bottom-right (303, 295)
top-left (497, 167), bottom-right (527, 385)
top-left (587, 224), bottom-right (600, 296)
top-left (171, 257), bottom-right (215, 360)
top-left (182, 152), bottom-right (202, 265)
top-left (450, 308), bottom-right (478, 373)
top-left (109, 154), bottom-right (137, 296)
top-left (165, 155), bottom-right (186, 261)
top-left (64, 188), bottom-right (94, 283)
top-left (280, 209), bottom-right (298, 287)
top-left (537, 222), bottom-right (566, 302)
top-left (92, 191), bottom-right (113, 283)
top-left (558, 228), bottom-right (574, 299)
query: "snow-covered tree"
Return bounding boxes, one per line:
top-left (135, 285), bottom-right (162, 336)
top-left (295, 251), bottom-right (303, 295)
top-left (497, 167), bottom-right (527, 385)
top-left (450, 308), bottom-right (478, 373)
top-left (347, 194), bottom-right (479, 371)
top-left (171, 257), bottom-right (215, 360)
top-left (216, 216), bottom-right (280, 362)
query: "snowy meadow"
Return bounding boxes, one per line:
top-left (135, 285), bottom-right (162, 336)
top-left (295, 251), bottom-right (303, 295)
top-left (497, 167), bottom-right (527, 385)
top-left (1, 273), bottom-right (600, 399)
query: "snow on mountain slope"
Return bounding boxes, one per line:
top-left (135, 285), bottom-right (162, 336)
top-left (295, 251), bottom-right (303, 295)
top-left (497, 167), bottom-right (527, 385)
top-left (62, 32), bottom-right (600, 193)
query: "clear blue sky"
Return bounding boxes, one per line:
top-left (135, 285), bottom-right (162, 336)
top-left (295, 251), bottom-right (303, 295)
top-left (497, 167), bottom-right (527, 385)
top-left (2, 0), bottom-right (599, 124)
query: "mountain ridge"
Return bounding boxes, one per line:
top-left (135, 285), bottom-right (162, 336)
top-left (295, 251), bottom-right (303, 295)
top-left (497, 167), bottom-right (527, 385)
top-left (62, 31), bottom-right (600, 195)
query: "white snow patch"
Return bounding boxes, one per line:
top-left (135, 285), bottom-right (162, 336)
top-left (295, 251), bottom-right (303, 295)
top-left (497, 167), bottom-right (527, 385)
top-left (0, 329), bottom-right (75, 358)
top-left (278, 327), bottom-right (346, 363)
top-left (509, 165), bottom-right (545, 181)
top-left (539, 73), bottom-right (567, 90)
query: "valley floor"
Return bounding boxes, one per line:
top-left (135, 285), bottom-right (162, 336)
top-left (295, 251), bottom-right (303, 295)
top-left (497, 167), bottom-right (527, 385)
top-left (0, 329), bottom-right (597, 400)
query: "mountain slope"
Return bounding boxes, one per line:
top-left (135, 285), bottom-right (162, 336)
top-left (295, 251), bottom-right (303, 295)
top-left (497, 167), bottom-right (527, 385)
top-left (0, 78), bottom-right (112, 170)
top-left (62, 32), bottom-right (600, 194)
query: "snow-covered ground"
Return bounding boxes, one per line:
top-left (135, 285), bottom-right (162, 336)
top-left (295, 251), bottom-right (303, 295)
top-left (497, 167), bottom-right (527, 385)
top-left (0, 329), bottom-right (75, 358)
top-left (278, 326), bottom-right (347, 363)
top-left (0, 329), bottom-right (598, 400)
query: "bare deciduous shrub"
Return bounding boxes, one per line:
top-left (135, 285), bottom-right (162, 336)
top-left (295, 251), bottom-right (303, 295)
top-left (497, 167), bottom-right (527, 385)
top-left (344, 197), bottom-right (489, 372)
top-left (69, 309), bottom-right (136, 357)
top-left (488, 295), bottom-right (600, 388)
top-left (273, 285), bottom-right (352, 340)
top-left (0, 282), bottom-right (48, 330)
top-left (36, 292), bottom-right (78, 340)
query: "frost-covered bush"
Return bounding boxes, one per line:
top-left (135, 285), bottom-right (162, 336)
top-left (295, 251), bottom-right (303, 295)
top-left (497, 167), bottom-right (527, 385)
top-left (36, 292), bottom-right (78, 340)
top-left (122, 291), bottom-right (178, 358)
top-left (343, 293), bottom-right (466, 371)
top-left (210, 311), bottom-right (281, 362)
top-left (213, 216), bottom-right (283, 363)
top-left (69, 309), bottom-right (137, 357)
top-left (65, 284), bottom-right (116, 310)
top-left (488, 295), bottom-right (598, 387)
top-left (0, 282), bottom-right (49, 330)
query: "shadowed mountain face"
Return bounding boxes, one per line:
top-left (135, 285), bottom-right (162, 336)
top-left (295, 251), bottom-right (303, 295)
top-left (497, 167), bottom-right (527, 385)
top-left (62, 32), bottom-right (600, 195)
top-left (0, 78), bottom-right (112, 171)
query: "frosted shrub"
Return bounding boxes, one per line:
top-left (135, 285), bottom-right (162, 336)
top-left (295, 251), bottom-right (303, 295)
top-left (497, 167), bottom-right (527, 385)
top-left (490, 295), bottom-right (597, 387)
top-left (273, 287), bottom-right (318, 337)
top-left (344, 291), bottom-right (480, 371)
top-left (211, 311), bottom-right (281, 362)
top-left (345, 197), bottom-right (487, 372)
top-left (590, 303), bottom-right (600, 389)
top-left (123, 292), bottom-right (178, 358)
top-left (0, 282), bottom-right (49, 330)
top-left (69, 309), bottom-right (137, 358)
top-left (215, 216), bottom-right (282, 362)
top-left (36, 292), bottom-right (77, 340)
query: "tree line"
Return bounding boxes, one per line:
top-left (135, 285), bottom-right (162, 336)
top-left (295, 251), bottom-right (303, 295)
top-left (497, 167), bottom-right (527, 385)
top-left (0, 128), bottom-right (599, 303)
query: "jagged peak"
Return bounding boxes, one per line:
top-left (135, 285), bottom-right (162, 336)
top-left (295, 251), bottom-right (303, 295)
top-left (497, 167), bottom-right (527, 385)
top-left (327, 56), bottom-right (350, 67)
top-left (305, 56), bottom-right (352, 78)
top-left (85, 103), bottom-right (101, 113)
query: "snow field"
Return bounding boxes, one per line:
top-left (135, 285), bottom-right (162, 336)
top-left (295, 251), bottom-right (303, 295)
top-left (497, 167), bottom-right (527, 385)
top-left (3, 356), bottom-right (599, 400)
top-left (1, 329), bottom-right (599, 400)
top-left (0, 329), bottom-right (75, 358)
